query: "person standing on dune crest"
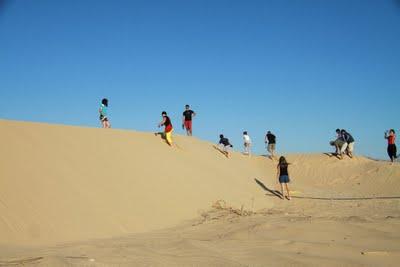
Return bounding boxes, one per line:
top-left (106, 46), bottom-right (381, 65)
top-left (385, 129), bottom-right (397, 163)
top-left (182, 104), bottom-right (196, 136)
top-left (341, 129), bottom-right (355, 158)
top-left (156, 111), bottom-right (174, 146)
top-left (243, 131), bottom-right (252, 156)
top-left (99, 98), bottom-right (111, 128)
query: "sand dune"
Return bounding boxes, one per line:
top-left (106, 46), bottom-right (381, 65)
top-left (1, 119), bottom-right (399, 266)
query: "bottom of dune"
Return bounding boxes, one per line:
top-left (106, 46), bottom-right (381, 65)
top-left (1, 196), bottom-right (400, 267)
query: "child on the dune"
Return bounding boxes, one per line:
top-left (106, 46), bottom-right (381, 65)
top-left (99, 98), bottom-right (111, 128)
top-left (276, 156), bottom-right (291, 200)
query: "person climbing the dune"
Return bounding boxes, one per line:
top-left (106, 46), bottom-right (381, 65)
top-left (218, 134), bottom-right (233, 158)
top-left (276, 156), bottom-right (291, 200)
top-left (156, 111), bottom-right (174, 146)
top-left (265, 131), bottom-right (276, 160)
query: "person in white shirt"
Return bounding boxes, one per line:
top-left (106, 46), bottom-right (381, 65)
top-left (243, 131), bottom-right (252, 156)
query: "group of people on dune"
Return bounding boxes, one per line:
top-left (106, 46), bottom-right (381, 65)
top-left (216, 130), bottom-right (276, 159)
top-left (330, 129), bottom-right (355, 159)
top-left (99, 98), bottom-right (397, 200)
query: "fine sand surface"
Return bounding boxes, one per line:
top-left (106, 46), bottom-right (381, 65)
top-left (1, 119), bottom-right (399, 266)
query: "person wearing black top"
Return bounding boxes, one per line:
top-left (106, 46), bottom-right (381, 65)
top-left (276, 156), bottom-right (291, 200)
top-left (218, 134), bottom-right (233, 158)
top-left (265, 131), bottom-right (277, 160)
top-left (341, 129), bottom-right (355, 158)
top-left (182, 104), bottom-right (196, 136)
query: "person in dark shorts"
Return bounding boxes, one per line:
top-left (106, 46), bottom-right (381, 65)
top-left (385, 129), bottom-right (397, 163)
top-left (156, 111), bottom-right (174, 146)
top-left (99, 98), bottom-right (111, 128)
top-left (182, 105), bottom-right (196, 136)
top-left (218, 134), bottom-right (233, 158)
top-left (265, 131), bottom-right (276, 159)
top-left (276, 156), bottom-right (291, 200)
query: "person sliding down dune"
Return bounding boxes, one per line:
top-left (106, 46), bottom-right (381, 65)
top-left (155, 111), bottom-right (174, 147)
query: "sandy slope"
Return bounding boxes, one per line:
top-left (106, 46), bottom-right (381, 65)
top-left (1, 119), bottom-right (399, 266)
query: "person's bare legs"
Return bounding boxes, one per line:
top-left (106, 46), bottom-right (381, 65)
top-left (280, 183), bottom-right (284, 200)
top-left (165, 131), bottom-right (173, 147)
top-left (285, 183), bottom-right (291, 200)
top-left (106, 120), bottom-right (111, 128)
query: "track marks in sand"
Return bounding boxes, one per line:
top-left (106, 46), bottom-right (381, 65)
top-left (0, 256), bottom-right (43, 266)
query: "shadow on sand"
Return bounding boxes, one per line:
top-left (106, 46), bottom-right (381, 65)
top-left (323, 152), bottom-right (341, 160)
top-left (213, 145), bottom-right (229, 158)
top-left (255, 178), bottom-right (400, 201)
top-left (254, 178), bottom-right (283, 199)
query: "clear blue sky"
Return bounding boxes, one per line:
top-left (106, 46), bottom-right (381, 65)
top-left (0, 0), bottom-right (399, 159)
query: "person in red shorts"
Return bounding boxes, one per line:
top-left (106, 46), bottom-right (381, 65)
top-left (182, 104), bottom-right (196, 136)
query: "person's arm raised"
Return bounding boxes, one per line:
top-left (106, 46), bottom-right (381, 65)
top-left (158, 117), bottom-right (166, 128)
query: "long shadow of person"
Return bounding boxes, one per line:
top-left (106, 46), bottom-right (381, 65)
top-left (254, 178), bottom-right (283, 199)
top-left (213, 145), bottom-right (229, 158)
top-left (323, 152), bottom-right (341, 160)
